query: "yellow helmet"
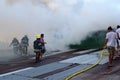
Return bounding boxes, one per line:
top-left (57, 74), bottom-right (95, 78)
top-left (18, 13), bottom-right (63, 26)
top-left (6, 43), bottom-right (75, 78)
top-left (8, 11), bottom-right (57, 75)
top-left (13, 36), bottom-right (16, 39)
top-left (36, 34), bottom-right (40, 38)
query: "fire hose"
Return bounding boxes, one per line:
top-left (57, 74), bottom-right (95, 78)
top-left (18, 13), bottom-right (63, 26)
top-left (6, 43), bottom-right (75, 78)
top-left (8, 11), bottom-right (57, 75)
top-left (65, 48), bottom-right (108, 80)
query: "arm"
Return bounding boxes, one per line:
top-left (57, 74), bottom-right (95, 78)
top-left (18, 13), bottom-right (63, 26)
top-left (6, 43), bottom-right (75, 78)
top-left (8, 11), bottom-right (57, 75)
top-left (104, 38), bottom-right (108, 49)
top-left (116, 38), bottom-right (119, 49)
top-left (9, 40), bottom-right (13, 47)
top-left (117, 32), bottom-right (120, 40)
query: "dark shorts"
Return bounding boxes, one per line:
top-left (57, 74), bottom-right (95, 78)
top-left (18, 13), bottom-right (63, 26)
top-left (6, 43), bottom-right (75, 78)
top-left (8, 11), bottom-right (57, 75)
top-left (41, 46), bottom-right (46, 53)
top-left (107, 46), bottom-right (115, 55)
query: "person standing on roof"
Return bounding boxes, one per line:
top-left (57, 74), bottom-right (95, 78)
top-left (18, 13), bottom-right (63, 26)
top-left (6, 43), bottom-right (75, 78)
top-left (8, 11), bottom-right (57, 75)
top-left (33, 34), bottom-right (42, 63)
top-left (40, 34), bottom-right (46, 59)
top-left (116, 25), bottom-right (120, 40)
top-left (116, 25), bottom-right (120, 55)
top-left (10, 37), bottom-right (19, 54)
top-left (104, 26), bottom-right (119, 67)
top-left (21, 35), bottom-right (29, 55)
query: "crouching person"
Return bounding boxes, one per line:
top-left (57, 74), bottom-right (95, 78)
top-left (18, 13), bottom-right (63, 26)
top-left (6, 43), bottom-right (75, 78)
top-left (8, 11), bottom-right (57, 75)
top-left (33, 34), bottom-right (42, 63)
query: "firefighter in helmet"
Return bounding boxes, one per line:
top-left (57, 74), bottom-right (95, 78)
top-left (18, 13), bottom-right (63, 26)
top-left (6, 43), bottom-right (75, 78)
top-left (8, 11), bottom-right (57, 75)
top-left (33, 34), bottom-right (42, 63)
top-left (10, 37), bottom-right (19, 54)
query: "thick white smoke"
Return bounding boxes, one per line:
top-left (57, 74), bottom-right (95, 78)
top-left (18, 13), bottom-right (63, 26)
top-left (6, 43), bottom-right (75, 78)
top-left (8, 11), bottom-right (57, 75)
top-left (0, 0), bottom-right (120, 50)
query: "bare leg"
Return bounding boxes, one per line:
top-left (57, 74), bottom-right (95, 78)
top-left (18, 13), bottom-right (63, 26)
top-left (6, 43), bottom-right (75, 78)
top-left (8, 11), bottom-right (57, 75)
top-left (35, 52), bottom-right (40, 63)
top-left (108, 54), bottom-right (114, 67)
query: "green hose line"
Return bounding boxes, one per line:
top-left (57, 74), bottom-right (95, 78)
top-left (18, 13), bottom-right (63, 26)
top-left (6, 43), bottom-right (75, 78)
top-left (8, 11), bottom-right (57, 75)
top-left (65, 49), bottom-right (106, 80)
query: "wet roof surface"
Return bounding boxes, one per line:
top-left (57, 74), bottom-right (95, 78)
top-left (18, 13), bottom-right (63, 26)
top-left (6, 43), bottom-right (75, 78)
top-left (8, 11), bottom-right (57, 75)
top-left (0, 49), bottom-right (120, 80)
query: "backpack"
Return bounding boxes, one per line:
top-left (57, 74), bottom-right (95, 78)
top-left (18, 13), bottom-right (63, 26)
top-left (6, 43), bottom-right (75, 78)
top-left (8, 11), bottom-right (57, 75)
top-left (33, 40), bottom-right (41, 49)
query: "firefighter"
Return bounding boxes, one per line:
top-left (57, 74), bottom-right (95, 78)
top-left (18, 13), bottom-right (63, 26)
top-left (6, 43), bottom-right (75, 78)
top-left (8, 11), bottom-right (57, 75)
top-left (21, 35), bottom-right (29, 55)
top-left (10, 37), bottom-right (19, 54)
top-left (33, 34), bottom-right (42, 63)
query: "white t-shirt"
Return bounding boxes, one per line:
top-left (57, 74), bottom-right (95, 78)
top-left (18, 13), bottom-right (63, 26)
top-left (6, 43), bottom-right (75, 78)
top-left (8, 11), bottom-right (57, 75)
top-left (106, 31), bottom-right (117, 47)
top-left (116, 28), bottom-right (120, 37)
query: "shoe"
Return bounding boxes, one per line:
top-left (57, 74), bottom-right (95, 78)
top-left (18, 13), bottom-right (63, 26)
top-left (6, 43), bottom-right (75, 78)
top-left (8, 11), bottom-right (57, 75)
top-left (108, 65), bottom-right (113, 67)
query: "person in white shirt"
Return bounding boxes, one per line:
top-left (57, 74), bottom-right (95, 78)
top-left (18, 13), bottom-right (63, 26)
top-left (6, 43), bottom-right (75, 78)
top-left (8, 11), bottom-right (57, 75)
top-left (116, 25), bottom-right (120, 40)
top-left (104, 26), bottom-right (119, 67)
top-left (114, 25), bottom-right (120, 58)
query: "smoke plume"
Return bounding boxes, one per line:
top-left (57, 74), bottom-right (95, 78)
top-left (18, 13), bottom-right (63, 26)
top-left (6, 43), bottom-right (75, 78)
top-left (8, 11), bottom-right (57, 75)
top-left (0, 0), bottom-right (120, 50)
